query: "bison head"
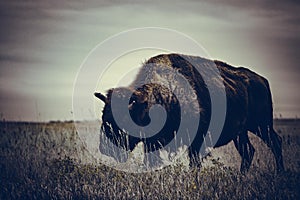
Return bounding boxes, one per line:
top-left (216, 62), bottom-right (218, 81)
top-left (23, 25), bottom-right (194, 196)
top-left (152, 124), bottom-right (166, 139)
top-left (95, 84), bottom-right (181, 152)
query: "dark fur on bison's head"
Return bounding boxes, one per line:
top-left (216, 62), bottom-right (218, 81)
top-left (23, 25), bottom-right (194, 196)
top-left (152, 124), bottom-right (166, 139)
top-left (95, 83), bottom-right (181, 152)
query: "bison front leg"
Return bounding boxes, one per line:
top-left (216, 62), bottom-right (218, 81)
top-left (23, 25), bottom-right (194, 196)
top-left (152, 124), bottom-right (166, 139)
top-left (233, 131), bottom-right (255, 174)
top-left (188, 148), bottom-right (202, 169)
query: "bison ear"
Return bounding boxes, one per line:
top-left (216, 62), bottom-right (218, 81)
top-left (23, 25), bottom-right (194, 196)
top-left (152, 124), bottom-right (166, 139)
top-left (94, 92), bottom-right (107, 103)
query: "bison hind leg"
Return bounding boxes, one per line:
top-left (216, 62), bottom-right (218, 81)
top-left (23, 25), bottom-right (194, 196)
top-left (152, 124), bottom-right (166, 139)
top-left (233, 131), bottom-right (255, 174)
top-left (254, 126), bottom-right (285, 173)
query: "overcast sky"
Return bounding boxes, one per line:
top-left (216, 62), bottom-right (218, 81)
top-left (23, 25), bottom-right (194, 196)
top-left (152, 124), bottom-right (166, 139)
top-left (0, 0), bottom-right (299, 121)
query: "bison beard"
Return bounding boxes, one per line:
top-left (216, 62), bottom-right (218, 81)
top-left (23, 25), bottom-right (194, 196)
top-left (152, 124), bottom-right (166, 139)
top-left (95, 53), bottom-right (284, 173)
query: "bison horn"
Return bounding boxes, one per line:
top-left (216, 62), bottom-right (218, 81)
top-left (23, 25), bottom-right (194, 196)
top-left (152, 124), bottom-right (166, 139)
top-left (94, 92), bottom-right (107, 103)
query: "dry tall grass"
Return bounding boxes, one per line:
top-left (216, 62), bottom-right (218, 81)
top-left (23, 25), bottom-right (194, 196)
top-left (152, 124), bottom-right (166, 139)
top-left (0, 119), bottom-right (299, 199)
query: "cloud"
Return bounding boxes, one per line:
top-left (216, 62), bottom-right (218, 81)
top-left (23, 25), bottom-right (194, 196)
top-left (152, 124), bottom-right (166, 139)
top-left (0, 0), bottom-right (299, 120)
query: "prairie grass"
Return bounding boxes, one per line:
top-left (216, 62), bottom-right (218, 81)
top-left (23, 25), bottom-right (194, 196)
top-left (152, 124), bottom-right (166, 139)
top-left (0, 119), bottom-right (299, 199)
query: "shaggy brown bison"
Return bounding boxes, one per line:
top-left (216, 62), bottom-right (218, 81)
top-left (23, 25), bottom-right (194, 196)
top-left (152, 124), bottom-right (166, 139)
top-left (95, 53), bottom-right (284, 173)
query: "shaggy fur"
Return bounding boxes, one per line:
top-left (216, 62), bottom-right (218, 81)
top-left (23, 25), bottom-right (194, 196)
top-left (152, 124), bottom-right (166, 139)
top-left (95, 53), bottom-right (284, 173)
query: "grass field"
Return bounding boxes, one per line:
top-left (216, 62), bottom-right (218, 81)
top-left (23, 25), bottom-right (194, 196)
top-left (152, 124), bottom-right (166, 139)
top-left (0, 119), bottom-right (299, 199)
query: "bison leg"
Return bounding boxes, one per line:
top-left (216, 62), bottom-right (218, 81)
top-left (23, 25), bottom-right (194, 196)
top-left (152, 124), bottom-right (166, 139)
top-left (188, 148), bottom-right (202, 169)
top-left (233, 131), bottom-right (255, 174)
top-left (255, 126), bottom-right (285, 172)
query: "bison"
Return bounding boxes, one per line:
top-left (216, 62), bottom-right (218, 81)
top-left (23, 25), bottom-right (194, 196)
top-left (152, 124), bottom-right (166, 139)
top-left (94, 53), bottom-right (284, 173)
